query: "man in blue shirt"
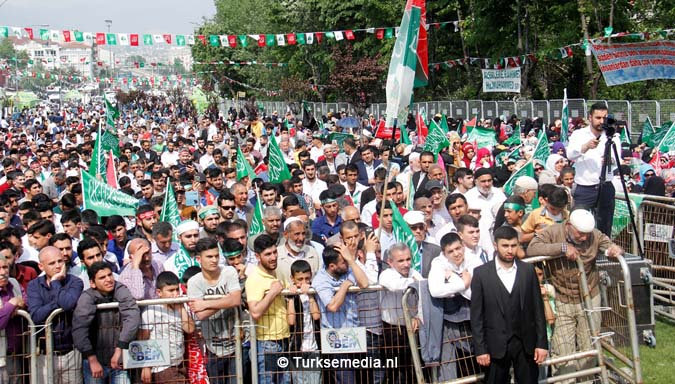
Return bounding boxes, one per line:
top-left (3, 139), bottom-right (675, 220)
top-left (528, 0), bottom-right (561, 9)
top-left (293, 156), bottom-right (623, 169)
top-left (310, 190), bottom-right (343, 245)
top-left (312, 244), bottom-right (369, 384)
top-left (27, 246), bottom-right (84, 383)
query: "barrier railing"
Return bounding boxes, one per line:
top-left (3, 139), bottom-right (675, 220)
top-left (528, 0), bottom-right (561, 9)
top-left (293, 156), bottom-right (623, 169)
top-left (20, 257), bottom-right (646, 384)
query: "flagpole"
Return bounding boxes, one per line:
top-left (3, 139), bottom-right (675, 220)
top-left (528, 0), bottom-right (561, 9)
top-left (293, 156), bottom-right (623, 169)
top-left (376, 118), bottom-right (398, 239)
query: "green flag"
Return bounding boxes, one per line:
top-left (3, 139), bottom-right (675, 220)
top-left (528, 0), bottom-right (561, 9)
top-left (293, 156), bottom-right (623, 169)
top-left (160, 183), bottom-right (182, 230)
top-left (391, 200), bottom-right (421, 273)
top-left (406, 174), bottom-right (415, 210)
top-left (0, 27), bottom-right (7, 38)
top-left (502, 161), bottom-right (540, 210)
top-left (238, 35), bottom-right (248, 47)
top-left (105, 96), bottom-right (119, 126)
top-left (89, 125), bottom-right (106, 177)
top-left (328, 132), bottom-right (354, 151)
top-left (74, 30), bottom-right (84, 42)
top-left (384, 1), bottom-right (422, 129)
top-left (655, 121), bottom-right (675, 152)
top-left (423, 120), bottom-right (450, 156)
top-left (440, 114), bottom-right (449, 133)
top-left (106, 33), bottom-right (117, 45)
top-left (236, 146), bottom-right (256, 181)
top-left (297, 33), bottom-right (306, 45)
top-left (167, 245), bottom-right (199, 280)
top-left (249, 197), bottom-right (264, 237)
top-left (650, 121), bottom-right (673, 149)
top-left (639, 117), bottom-right (654, 145)
top-left (143, 34), bottom-right (153, 45)
top-left (503, 124), bottom-right (521, 146)
top-left (611, 194), bottom-right (644, 239)
top-left (40, 29), bottom-right (49, 40)
top-left (100, 130), bottom-right (120, 157)
top-left (267, 135), bottom-right (292, 183)
top-left (81, 170), bottom-right (139, 216)
top-left (466, 125), bottom-right (498, 149)
top-left (265, 34), bottom-right (275, 47)
top-left (176, 35), bottom-right (186, 46)
top-left (620, 127), bottom-right (631, 146)
top-left (532, 130), bottom-right (550, 164)
top-left (560, 88), bottom-right (569, 143)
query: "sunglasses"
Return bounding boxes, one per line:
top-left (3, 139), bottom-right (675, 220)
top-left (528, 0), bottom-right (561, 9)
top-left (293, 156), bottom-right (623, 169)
top-left (644, 173), bottom-right (655, 178)
top-left (220, 205), bottom-right (236, 211)
top-left (410, 224), bottom-right (425, 231)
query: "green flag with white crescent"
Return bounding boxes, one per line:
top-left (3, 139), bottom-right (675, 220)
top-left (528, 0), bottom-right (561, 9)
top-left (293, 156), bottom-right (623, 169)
top-left (236, 146), bottom-right (256, 181)
top-left (81, 170), bottom-right (139, 216)
top-left (267, 135), bottom-right (291, 183)
top-left (249, 197), bottom-right (264, 237)
top-left (160, 183), bottom-right (182, 230)
top-left (384, 1), bottom-right (422, 130)
top-left (532, 130), bottom-right (550, 164)
top-left (560, 88), bottom-right (569, 144)
top-left (390, 200), bottom-right (421, 273)
top-left (423, 120), bottom-right (450, 156)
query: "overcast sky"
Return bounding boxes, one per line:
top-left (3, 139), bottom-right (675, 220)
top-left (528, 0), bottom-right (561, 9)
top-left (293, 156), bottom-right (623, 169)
top-left (0, 0), bottom-right (216, 35)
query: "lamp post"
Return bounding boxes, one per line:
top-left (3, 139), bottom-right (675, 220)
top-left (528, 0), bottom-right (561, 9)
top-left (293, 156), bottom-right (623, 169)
top-left (105, 19), bottom-right (113, 90)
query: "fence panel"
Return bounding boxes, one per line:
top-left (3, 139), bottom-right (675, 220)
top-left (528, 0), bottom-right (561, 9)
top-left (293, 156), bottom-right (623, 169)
top-left (639, 200), bottom-right (675, 282)
top-left (496, 101), bottom-right (515, 120)
top-left (607, 100), bottom-right (631, 133)
top-left (439, 101), bottom-right (452, 116)
top-left (515, 100), bottom-right (533, 119)
top-left (482, 101), bottom-right (497, 120)
top-left (468, 100), bottom-right (482, 119)
top-left (314, 102), bottom-right (326, 119)
top-left (532, 100), bottom-right (549, 122)
top-left (6, 310), bottom-right (37, 384)
top-left (427, 101), bottom-right (440, 117)
top-left (451, 100), bottom-right (469, 120)
top-left (659, 99), bottom-right (675, 125)
top-left (630, 101), bottom-right (660, 140)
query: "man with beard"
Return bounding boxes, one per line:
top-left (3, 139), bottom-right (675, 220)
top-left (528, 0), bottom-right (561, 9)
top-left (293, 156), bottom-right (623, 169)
top-left (249, 207), bottom-right (283, 250)
top-left (217, 190), bottom-right (237, 222)
top-left (119, 238), bottom-right (163, 300)
top-left (204, 167), bottom-right (225, 205)
top-left (412, 151), bottom-right (435, 191)
top-left (471, 226), bottom-right (548, 384)
top-left (245, 234), bottom-right (290, 384)
top-left (132, 205), bottom-right (157, 242)
top-left (259, 183), bottom-right (278, 209)
top-left (276, 218), bottom-right (322, 286)
top-left (464, 168), bottom-right (506, 246)
top-left (163, 220), bottom-right (200, 280)
top-left (161, 139), bottom-right (179, 167)
top-left (355, 146), bottom-right (382, 186)
top-left (301, 159), bottom-right (327, 211)
top-left (198, 205), bottom-right (221, 239)
top-left (151, 221), bottom-right (179, 265)
top-left (177, 148), bottom-right (197, 176)
top-left (312, 244), bottom-right (369, 384)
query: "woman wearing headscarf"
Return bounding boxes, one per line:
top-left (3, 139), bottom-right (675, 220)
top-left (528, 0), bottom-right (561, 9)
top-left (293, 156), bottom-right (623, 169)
top-left (448, 131), bottom-right (464, 168)
top-left (643, 176), bottom-right (666, 197)
top-left (551, 141), bottom-right (567, 158)
top-left (462, 142), bottom-right (475, 168)
top-left (474, 148), bottom-right (494, 169)
top-left (638, 163), bottom-right (656, 187)
top-left (545, 153), bottom-right (566, 179)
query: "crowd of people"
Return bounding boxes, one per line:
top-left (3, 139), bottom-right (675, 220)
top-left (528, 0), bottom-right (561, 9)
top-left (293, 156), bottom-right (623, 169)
top-left (0, 94), bottom-right (669, 384)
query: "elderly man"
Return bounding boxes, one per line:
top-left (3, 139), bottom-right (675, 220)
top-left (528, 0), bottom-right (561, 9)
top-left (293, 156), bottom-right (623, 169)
top-left (464, 168), bottom-right (506, 247)
top-left (402, 210), bottom-right (439, 278)
top-left (527, 209), bottom-right (623, 378)
top-left (276, 217), bottom-right (322, 286)
top-left (27, 246), bottom-right (84, 384)
top-left (198, 205), bottom-right (221, 239)
top-left (230, 183), bottom-right (252, 222)
top-left (119, 238), bottom-right (164, 300)
top-left (163, 220), bottom-right (201, 280)
top-left (318, 144), bottom-right (339, 174)
top-left (249, 207), bottom-right (283, 249)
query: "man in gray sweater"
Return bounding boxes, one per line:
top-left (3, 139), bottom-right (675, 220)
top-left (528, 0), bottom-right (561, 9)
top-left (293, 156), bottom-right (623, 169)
top-left (73, 261), bottom-right (140, 383)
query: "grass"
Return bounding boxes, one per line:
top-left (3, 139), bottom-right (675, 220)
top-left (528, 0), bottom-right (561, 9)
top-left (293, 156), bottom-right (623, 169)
top-left (639, 319), bottom-right (675, 384)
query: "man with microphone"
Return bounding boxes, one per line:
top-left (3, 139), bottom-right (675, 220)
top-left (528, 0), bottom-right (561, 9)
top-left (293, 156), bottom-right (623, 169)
top-left (567, 103), bottom-right (621, 236)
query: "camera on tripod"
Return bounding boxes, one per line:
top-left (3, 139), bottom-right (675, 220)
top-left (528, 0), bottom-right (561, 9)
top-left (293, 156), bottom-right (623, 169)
top-left (600, 116), bottom-right (626, 137)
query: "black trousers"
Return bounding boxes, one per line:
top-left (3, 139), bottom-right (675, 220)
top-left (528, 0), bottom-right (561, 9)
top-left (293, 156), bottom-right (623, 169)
top-left (485, 337), bottom-right (538, 384)
top-left (573, 182), bottom-right (615, 237)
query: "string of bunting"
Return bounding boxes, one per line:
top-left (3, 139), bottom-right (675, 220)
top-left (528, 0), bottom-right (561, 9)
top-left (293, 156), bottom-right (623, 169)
top-left (430, 26), bottom-right (675, 71)
top-left (5, 70), bottom-right (199, 86)
top-left (0, 20), bottom-right (459, 49)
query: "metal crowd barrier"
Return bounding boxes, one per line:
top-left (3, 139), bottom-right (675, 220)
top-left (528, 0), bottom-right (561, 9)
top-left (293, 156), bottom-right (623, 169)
top-left (18, 258), bottom-right (646, 384)
top-left (6, 310), bottom-right (37, 384)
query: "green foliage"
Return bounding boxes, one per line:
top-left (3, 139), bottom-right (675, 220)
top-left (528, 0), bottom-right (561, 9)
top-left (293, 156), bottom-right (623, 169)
top-left (193, 0), bottom-right (675, 104)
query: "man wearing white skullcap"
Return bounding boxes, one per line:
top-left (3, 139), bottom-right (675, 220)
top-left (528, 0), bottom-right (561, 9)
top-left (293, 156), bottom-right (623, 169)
top-left (163, 220), bottom-right (201, 280)
top-left (526, 208), bottom-right (623, 377)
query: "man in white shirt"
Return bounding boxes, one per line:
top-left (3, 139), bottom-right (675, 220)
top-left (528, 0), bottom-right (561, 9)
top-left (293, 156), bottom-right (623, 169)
top-left (456, 214), bottom-right (492, 265)
top-left (428, 232), bottom-right (480, 381)
top-left (378, 243), bottom-right (422, 384)
top-left (160, 140), bottom-right (179, 167)
top-left (567, 103), bottom-right (620, 236)
top-left (301, 159), bottom-right (327, 211)
top-left (342, 164), bottom-right (368, 208)
top-left (464, 168), bottom-right (506, 248)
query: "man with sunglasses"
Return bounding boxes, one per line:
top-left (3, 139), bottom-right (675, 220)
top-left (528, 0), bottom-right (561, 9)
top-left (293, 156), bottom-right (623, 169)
top-left (217, 191), bottom-right (237, 222)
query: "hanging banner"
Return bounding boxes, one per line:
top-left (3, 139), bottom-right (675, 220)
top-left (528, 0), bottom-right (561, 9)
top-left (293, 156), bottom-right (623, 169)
top-left (591, 41), bottom-right (675, 86)
top-left (482, 67), bottom-right (521, 93)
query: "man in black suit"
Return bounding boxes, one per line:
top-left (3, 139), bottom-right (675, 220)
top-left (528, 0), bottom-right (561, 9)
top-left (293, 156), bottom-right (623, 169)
top-left (411, 151), bottom-right (435, 192)
top-left (470, 226), bottom-right (548, 384)
top-left (355, 146), bottom-right (382, 186)
top-left (137, 140), bottom-right (159, 163)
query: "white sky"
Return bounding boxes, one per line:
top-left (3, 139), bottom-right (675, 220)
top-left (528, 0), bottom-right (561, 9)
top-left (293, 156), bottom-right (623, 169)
top-left (0, 0), bottom-right (216, 35)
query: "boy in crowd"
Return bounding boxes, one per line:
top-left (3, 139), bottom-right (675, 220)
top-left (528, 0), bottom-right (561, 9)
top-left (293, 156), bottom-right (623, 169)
top-left (139, 271), bottom-right (195, 384)
top-left (286, 260), bottom-right (321, 384)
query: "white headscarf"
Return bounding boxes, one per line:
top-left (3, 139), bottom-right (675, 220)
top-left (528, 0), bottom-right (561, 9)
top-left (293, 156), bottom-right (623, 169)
top-left (545, 154), bottom-right (564, 178)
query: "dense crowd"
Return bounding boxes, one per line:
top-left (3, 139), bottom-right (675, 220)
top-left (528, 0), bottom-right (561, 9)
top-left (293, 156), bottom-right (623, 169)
top-left (0, 95), bottom-right (670, 384)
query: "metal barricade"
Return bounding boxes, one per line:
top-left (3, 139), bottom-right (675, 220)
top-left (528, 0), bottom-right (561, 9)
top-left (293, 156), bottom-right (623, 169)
top-left (630, 101), bottom-right (660, 139)
top-left (5, 310), bottom-right (38, 384)
top-left (482, 101), bottom-right (497, 120)
top-left (658, 99), bottom-right (675, 125)
top-left (597, 255), bottom-right (644, 384)
top-left (451, 101), bottom-right (469, 120)
top-left (516, 100), bottom-right (534, 119)
top-left (428, 101), bottom-right (440, 117)
top-left (496, 101), bottom-right (515, 119)
top-left (639, 198), bottom-right (675, 282)
top-left (439, 101), bottom-right (452, 117)
top-left (467, 100), bottom-right (482, 119)
top-left (607, 101), bottom-right (631, 133)
top-left (533, 100), bottom-right (550, 121)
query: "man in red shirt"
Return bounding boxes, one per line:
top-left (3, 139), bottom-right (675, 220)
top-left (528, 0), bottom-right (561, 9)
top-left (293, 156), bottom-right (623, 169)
top-left (0, 241), bottom-right (37, 290)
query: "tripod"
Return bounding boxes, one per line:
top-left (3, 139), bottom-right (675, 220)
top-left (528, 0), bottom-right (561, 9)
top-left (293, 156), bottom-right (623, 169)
top-left (596, 132), bottom-right (644, 258)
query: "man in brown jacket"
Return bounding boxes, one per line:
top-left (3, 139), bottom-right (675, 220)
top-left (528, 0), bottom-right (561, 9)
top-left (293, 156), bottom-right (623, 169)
top-left (526, 209), bottom-right (623, 378)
